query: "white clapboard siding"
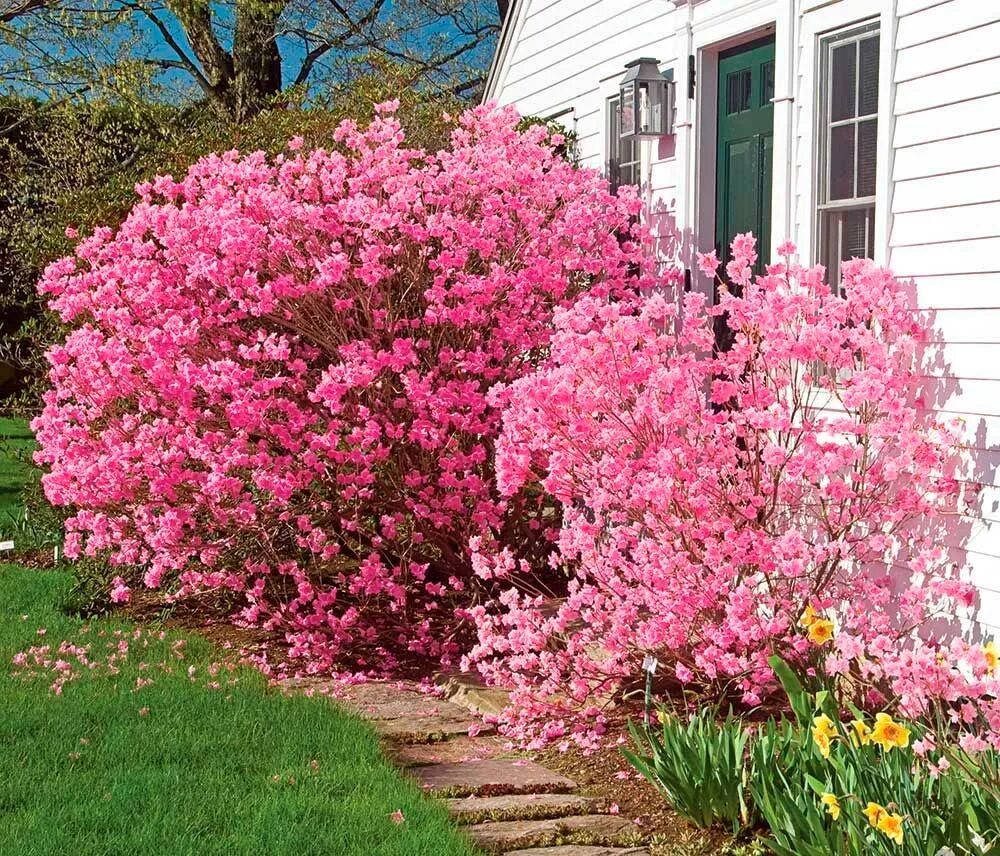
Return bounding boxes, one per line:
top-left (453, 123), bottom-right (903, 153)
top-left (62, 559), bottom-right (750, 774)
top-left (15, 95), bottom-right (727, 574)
top-left (491, 0), bottom-right (1000, 631)
top-left (912, 274), bottom-right (1000, 310)
top-left (896, 2), bottom-right (1000, 48)
top-left (892, 166), bottom-right (1000, 214)
top-left (891, 238), bottom-right (1000, 277)
top-left (894, 56), bottom-right (1000, 114)
top-left (920, 342), bottom-right (1000, 380)
top-left (893, 93), bottom-right (1000, 148)
top-left (894, 19), bottom-right (1000, 82)
top-left (892, 132), bottom-right (1000, 183)
top-left (892, 202), bottom-right (1000, 247)
top-left (897, 0), bottom-right (952, 16)
top-left (918, 308), bottom-right (1000, 344)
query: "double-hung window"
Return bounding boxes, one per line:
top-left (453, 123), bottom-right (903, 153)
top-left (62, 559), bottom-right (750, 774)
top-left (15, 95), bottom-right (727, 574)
top-left (607, 95), bottom-right (640, 192)
top-left (817, 22), bottom-right (880, 284)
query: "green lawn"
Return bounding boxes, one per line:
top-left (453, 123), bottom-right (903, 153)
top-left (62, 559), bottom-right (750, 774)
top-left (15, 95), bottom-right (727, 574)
top-left (0, 419), bottom-right (477, 856)
top-left (0, 416), bottom-right (36, 523)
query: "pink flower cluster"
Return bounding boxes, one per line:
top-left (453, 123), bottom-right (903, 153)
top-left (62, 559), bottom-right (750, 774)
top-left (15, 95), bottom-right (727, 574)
top-left (466, 235), bottom-right (984, 747)
top-left (33, 103), bottom-right (642, 672)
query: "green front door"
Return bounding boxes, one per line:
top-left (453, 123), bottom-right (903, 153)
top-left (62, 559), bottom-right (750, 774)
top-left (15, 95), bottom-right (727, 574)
top-left (715, 36), bottom-right (775, 274)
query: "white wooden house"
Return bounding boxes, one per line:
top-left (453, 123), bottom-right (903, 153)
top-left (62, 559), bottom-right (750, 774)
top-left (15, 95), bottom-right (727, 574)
top-left (484, 0), bottom-right (1000, 635)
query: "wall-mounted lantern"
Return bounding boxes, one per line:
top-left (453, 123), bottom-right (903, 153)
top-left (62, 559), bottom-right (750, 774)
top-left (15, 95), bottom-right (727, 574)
top-left (618, 57), bottom-right (674, 139)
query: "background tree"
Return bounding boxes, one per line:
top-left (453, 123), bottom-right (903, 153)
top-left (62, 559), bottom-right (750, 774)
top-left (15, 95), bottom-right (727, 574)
top-left (0, 0), bottom-right (502, 119)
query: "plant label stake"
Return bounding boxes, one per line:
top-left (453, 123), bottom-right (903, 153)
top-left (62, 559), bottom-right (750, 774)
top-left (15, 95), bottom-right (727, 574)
top-left (642, 654), bottom-right (658, 726)
top-left (0, 540), bottom-right (14, 552)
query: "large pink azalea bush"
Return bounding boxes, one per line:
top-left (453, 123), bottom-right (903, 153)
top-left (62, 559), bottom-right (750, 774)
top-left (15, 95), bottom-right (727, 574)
top-left (466, 236), bottom-right (995, 748)
top-left (32, 102), bottom-right (643, 671)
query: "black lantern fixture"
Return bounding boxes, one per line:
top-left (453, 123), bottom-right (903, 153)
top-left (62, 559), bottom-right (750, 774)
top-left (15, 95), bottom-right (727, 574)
top-left (618, 57), bottom-right (674, 139)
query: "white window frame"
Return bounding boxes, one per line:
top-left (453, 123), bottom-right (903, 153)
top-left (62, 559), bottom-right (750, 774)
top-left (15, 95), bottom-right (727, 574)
top-left (815, 18), bottom-right (881, 284)
top-left (606, 94), bottom-right (641, 192)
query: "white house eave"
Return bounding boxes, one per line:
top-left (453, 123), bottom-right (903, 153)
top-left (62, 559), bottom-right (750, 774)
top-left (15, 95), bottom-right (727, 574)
top-left (482, 0), bottom-right (520, 103)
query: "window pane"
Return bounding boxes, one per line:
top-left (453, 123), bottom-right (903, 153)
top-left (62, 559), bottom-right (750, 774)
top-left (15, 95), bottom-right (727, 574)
top-left (830, 42), bottom-right (857, 121)
top-left (857, 119), bottom-right (878, 197)
top-left (821, 211), bottom-right (843, 284)
top-left (859, 35), bottom-right (880, 115)
top-left (821, 205), bottom-right (875, 284)
top-left (761, 60), bottom-right (775, 105)
top-left (829, 123), bottom-right (856, 199)
top-left (842, 207), bottom-right (870, 260)
top-left (727, 68), bottom-right (752, 114)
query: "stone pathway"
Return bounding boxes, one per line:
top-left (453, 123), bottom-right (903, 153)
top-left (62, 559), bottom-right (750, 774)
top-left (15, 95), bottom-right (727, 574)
top-left (278, 674), bottom-right (650, 855)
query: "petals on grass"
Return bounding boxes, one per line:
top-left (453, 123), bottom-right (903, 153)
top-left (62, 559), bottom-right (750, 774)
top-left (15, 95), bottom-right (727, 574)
top-left (389, 809), bottom-right (405, 825)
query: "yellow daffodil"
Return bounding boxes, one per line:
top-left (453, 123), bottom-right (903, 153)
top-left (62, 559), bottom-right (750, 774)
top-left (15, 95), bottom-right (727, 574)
top-left (877, 812), bottom-right (905, 846)
top-left (813, 715), bottom-right (837, 739)
top-left (820, 792), bottom-right (840, 821)
top-left (850, 718), bottom-right (872, 746)
top-left (870, 712), bottom-right (911, 752)
top-left (863, 802), bottom-right (887, 827)
top-left (985, 640), bottom-right (998, 674)
top-left (798, 604), bottom-right (819, 628)
top-left (808, 618), bottom-right (835, 646)
top-left (812, 714), bottom-right (837, 759)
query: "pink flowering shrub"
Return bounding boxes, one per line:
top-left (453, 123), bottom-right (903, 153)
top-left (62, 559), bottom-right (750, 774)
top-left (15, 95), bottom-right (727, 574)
top-left (32, 102), bottom-right (644, 671)
top-left (466, 234), bottom-right (983, 747)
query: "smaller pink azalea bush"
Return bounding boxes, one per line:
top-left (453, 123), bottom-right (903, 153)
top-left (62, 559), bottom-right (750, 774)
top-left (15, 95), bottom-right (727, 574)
top-left (466, 234), bottom-right (988, 748)
top-left (32, 102), bottom-right (643, 673)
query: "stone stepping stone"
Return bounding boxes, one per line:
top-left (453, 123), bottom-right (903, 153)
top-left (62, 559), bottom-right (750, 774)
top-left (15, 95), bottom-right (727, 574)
top-left (436, 671), bottom-right (512, 716)
top-left (447, 793), bottom-right (602, 823)
top-left (465, 814), bottom-right (638, 853)
top-left (334, 682), bottom-right (487, 744)
top-left (504, 847), bottom-right (649, 856)
top-left (387, 735), bottom-right (506, 768)
top-left (412, 758), bottom-right (577, 797)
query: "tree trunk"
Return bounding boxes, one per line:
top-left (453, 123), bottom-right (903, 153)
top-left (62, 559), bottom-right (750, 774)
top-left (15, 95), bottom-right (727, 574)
top-left (230, 0), bottom-right (284, 121)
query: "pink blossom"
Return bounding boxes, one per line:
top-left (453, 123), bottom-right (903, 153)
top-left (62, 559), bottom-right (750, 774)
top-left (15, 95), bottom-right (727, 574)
top-left (466, 233), bottom-right (981, 747)
top-left (389, 809), bottom-right (405, 825)
top-left (32, 102), bottom-right (643, 677)
top-left (696, 250), bottom-right (720, 279)
top-left (110, 577), bottom-right (131, 604)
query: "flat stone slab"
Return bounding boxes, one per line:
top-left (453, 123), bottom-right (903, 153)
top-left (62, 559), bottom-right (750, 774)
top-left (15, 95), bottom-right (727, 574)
top-left (466, 814), bottom-right (638, 853)
top-left (373, 714), bottom-right (481, 743)
top-left (304, 681), bottom-right (489, 744)
top-left (448, 793), bottom-right (602, 823)
top-left (436, 671), bottom-right (512, 716)
top-left (412, 758), bottom-right (578, 796)
top-left (388, 736), bottom-right (506, 767)
top-left (504, 848), bottom-right (648, 856)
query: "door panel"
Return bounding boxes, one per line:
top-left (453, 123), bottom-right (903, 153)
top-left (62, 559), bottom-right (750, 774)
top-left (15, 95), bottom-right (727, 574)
top-left (715, 36), bottom-right (776, 274)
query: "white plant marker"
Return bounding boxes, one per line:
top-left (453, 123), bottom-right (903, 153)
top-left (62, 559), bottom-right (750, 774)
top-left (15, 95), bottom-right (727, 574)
top-left (642, 655), bottom-right (658, 725)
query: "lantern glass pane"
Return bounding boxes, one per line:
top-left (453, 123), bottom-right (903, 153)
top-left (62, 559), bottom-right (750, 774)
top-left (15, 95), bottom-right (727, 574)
top-left (620, 84), bottom-right (636, 136)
